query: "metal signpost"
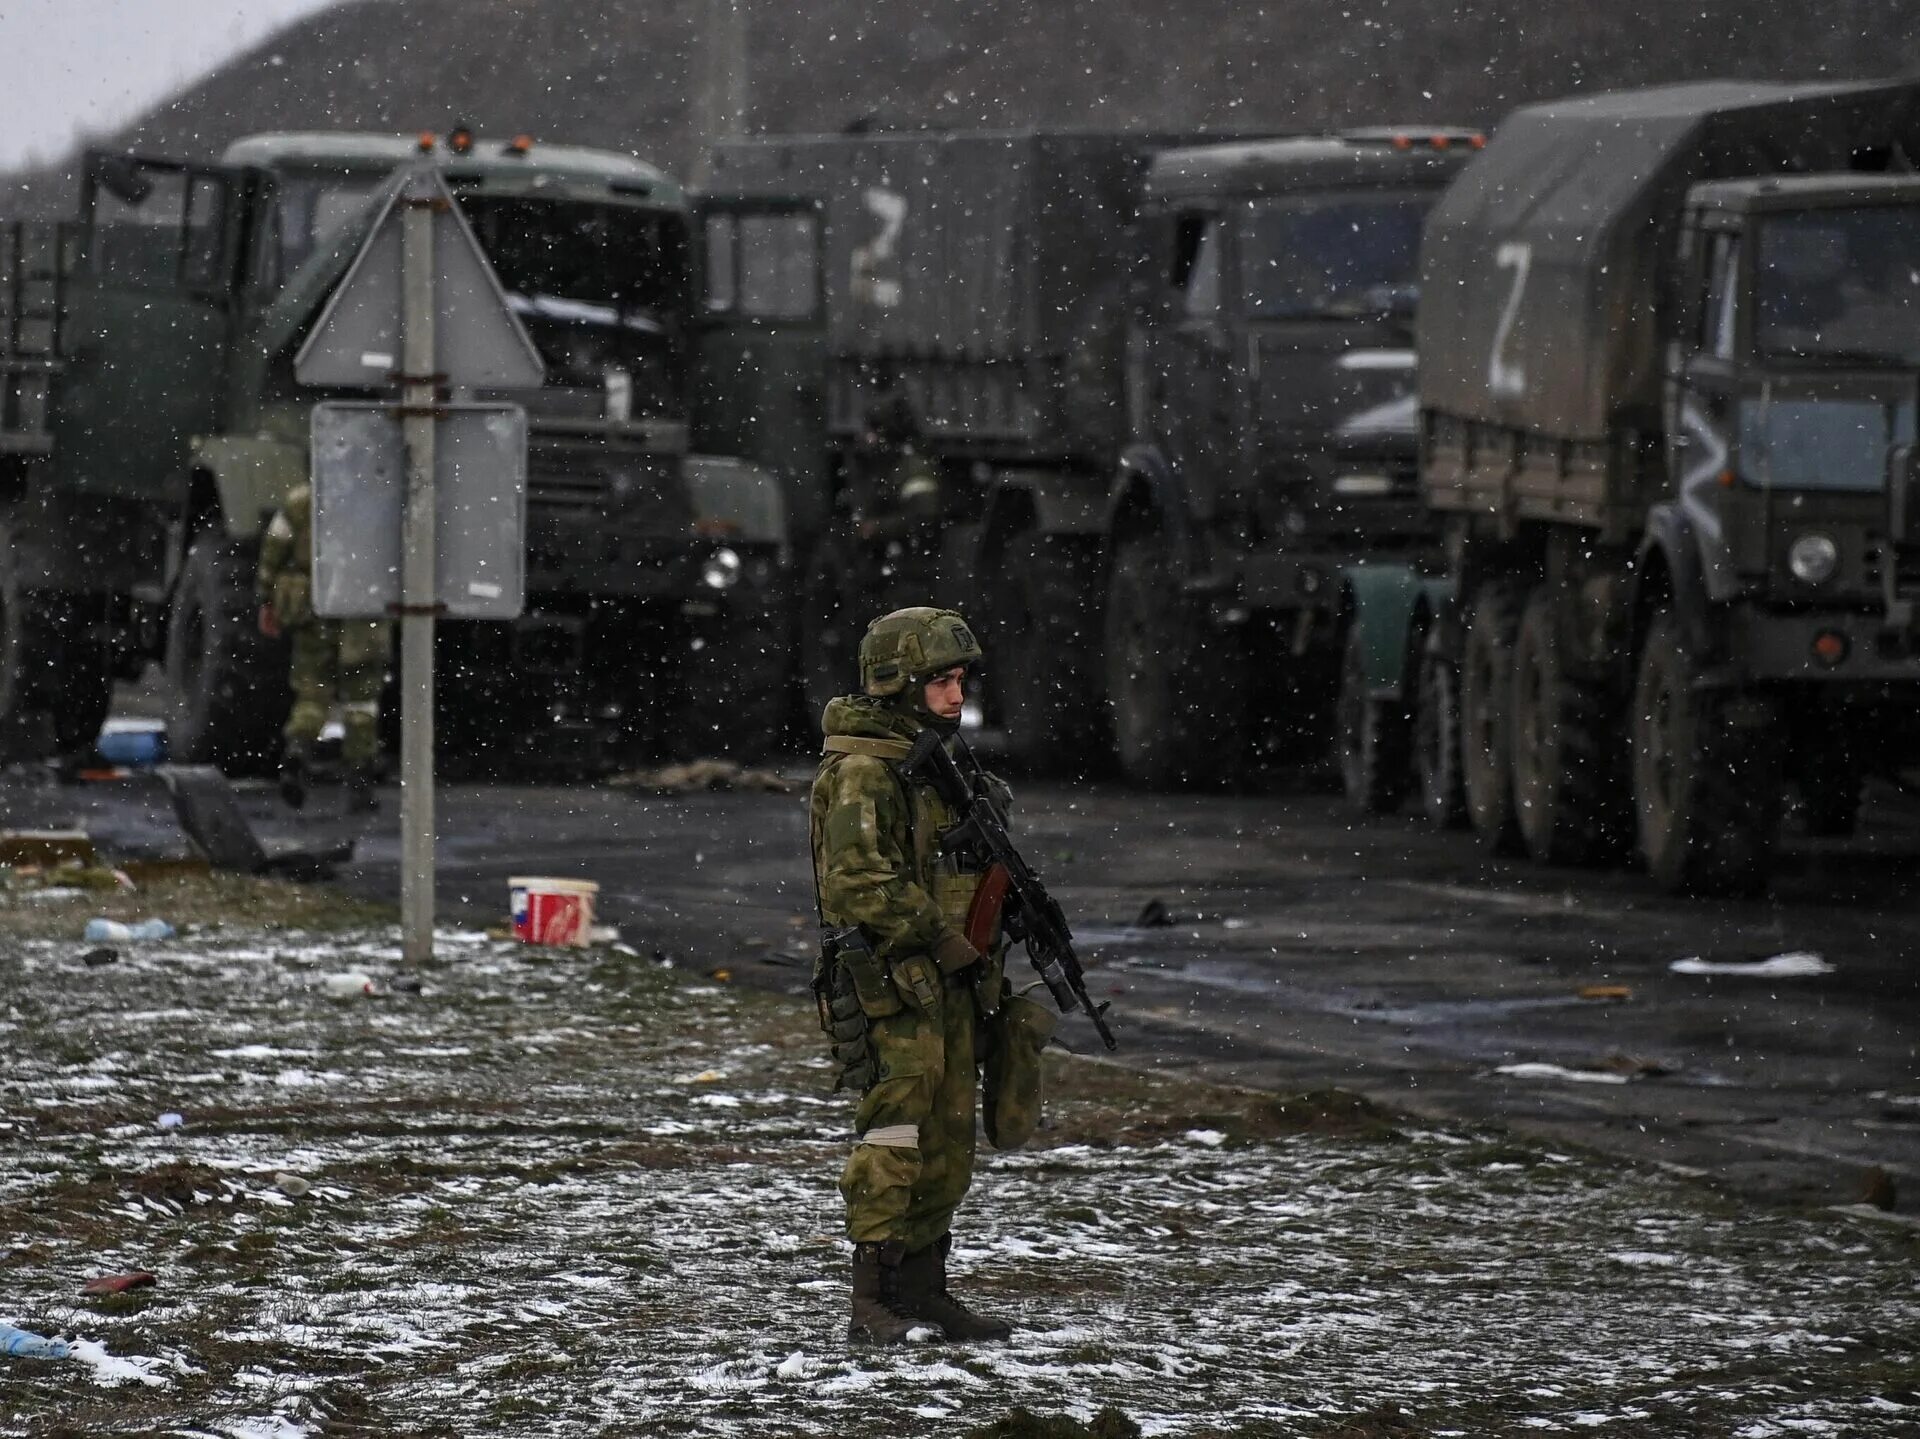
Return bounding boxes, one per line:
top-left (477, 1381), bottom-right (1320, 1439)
top-left (294, 166), bottom-right (544, 964)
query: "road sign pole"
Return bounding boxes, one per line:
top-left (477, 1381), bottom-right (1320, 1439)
top-left (399, 174), bottom-right (438, 966)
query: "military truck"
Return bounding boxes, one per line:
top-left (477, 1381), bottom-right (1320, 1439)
top-left (694, 127), bottom-right (1479, 780)
top-left (0, 128), bottom-right (789, 772)
top-left (1344, 79), bottom-right (1920, 893)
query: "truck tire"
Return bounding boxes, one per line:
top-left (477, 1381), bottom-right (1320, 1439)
top-left (1336, 621), bottom-right (1410, 814)
top-left (1460, 583), bottom-right (1524, 852)
top-left (800, 536), bottom-right (862, 724)
top-left (1103, 530), bottom-right (1243, 789)
top-left (997, 531), bottom-right (1108, 775)
top-left (1508, 584), bottom-right (1624, 866)
top-left (164, 530), bottom-right (289, 775)
top-left (680, 602), bottom-right (792, 763)
top-left (1631, 608), bottom-right (1782, 896)
top-left (1413, 637), bottom-right (1469, 829)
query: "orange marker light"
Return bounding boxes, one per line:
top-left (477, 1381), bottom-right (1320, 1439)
top-left (1469, 133), bottom-right (1487, 149)
top-left (1812, 631), bottom-right (1849, 666)
top-left (1717, 468), bottom-right (1737, 488)
top-left (416, 131), bottom-right (437, 153)
top-left (1432, 134), bottom-right (1452, 149)
top-left (1392, 134), bottom-right (1414, 150)
top-left (448, 126), bottom-right (475, 155)
top-left (507, 134), bottom-right (534, 156)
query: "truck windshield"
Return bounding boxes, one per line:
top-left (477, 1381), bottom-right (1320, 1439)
top-left (459, 195), bottom-right (688, 408)
top-left (272, 173), bottom-right (387, 280)
top-left (1241, 193), bottom-right (1430, 320)
top-left (1756, 206), bottom-right (1920, 366)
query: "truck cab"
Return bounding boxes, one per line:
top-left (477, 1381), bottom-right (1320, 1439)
top-left (1106, 130), bottom-right (1479, 784)
top-left (1668, 174), bottom-right (1920, 639)
top-left (3, 130), bottom-right (789, 771)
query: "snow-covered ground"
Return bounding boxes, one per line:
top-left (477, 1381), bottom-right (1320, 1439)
top-left (1, 920), bottom-right (1916, 1437)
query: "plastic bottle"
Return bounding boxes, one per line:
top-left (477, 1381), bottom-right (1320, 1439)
top-left (0, 1323), bottom-right (70, 1360)
top-left (83, 918), bottom-right (174, 943)
top-left (321, 972), bottom-right (382, 999)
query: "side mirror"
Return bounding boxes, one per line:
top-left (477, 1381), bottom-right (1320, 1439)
top-left (95, 156), bottom-right (154, 206)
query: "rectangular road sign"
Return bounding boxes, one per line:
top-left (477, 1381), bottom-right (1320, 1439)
top-left (309, 401), bottom-right (527, 620)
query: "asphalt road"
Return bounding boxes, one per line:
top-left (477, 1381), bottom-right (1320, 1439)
top-left (229, 757), bottom-right (1920, 1218)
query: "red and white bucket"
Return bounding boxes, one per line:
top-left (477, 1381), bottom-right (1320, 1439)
top-left (508, 877), bottom-right (600, 948)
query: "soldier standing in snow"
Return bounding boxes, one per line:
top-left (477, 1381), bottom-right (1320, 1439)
top-left (256, 484), bottom-right (391, 812)
top-left (809, 606), bottom-right (1053, 1344)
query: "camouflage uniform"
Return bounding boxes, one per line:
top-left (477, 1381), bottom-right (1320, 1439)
top-left (811, 607), bottom-right (1048, 1345)
top-left (255, 485), bottom-right (391, 788)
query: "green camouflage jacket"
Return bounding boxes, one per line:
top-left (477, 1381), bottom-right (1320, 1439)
top-left (810, 695), bottom-right (977, 972)
top-left (255, 483), bottom-right (314, 625)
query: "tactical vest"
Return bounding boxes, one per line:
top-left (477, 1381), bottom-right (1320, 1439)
top-left (819, 733), bottom-right (991, 945)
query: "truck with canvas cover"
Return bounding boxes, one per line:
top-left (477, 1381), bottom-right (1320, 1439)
top-left (0, 128), bottom-right (789, 773)
top-left (1391, 79), bottom-right (1920, 892)
top-left (695, 128), bottom-right (1477, 781)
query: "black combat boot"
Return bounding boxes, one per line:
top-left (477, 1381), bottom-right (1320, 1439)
top-left (899, 1232), bottom-right (1012, 1341)
top-left (849, 1241), bottom-right (921, 1345)
top-left (278, 748), bottom-right (308, 810)
top-left (344, 770), bottom-right (379, 814)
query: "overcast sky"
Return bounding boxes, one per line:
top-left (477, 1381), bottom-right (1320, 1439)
top-left (0, 0), bottom-right (338, 169)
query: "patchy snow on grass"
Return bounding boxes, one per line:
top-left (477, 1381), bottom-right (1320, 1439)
top-left (0, 924), bottom-right (1915, 1437)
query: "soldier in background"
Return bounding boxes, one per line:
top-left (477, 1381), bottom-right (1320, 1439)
top-left (255, 484), bottom-right (392, 812)
top-left (810, 607), bottom-right (1049, 1345)
top-left (850, 388), bottom-right (944, 550)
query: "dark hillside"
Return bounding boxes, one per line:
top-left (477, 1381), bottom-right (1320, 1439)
top-left (6, 0), bottom-right (1919, 211)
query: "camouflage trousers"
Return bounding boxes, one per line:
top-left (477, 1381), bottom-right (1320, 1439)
top-left (841, 966), bottom-right (981, 1254)
top-left (283, 620), bottom-right (391, 770)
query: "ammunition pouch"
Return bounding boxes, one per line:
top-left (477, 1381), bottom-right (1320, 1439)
top-left (813, 926), bottom-right (885, 1092)
top-left (982, 989), bottom-right (1056, 1151)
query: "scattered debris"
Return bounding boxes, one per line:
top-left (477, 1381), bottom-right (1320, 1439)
top-left (1861, 1166), bottom-right (1898, 1211)
top-left (321, 972), bottom-right (382, 1000)
top-left (80, 946), bottom-right (119, 967)
top-left (1597, 1054), bottom-right (1674, 1078)
top-left (1493, 1063), bottom-right (1632, 1086)
top-left (274, 1172), bottom-right (313, 1199)
top-left (389, 974), bottom-right (424, 994)
top-left (0, 829), bottom-right (94, 867)
top-left (1132, 898), bottom-right (1174, 928)
top-left (83, 917), bottom-right (174, 943)
top-left (1579, 985), bottom-right (1633, 1001)
top-left (156, 1112), bottom-right (185, 1129)
top-left (80, 1271), bottom-right (157, 1297)
top-left (608, 759), bottom-right (795, 794)
top-left (1670, 952), bottom-right (1834, 978)
top-left (0, 1322), bottom-right (70, 1360)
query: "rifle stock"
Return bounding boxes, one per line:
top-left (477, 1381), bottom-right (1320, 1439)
top-left (902, 731), bottom-right (1118, 1050)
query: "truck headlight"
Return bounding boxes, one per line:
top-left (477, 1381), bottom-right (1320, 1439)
top-left (700, 547), bottom-right (743, 591)
top-left (1788, 533), bottom-right (1839, 586)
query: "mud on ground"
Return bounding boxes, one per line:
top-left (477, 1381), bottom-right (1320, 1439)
top-left (1, 877), bottom-right (1917, 1437)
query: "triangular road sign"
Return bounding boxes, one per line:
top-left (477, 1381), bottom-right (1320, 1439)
top-left (294, 166), bottom-right (545, 390)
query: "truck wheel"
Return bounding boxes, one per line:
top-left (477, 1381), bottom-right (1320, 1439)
top-left (1631, 608), bottom-right (1782, 896)
top-left (680, 601), bottom-right (792, 763)
top-left (1103, 530), bottom-right (1243, 789)
top-left (1508, 585), bottom-right (1624, 865)
top-left (1336, 622), bottom-right (1410, 814)
top-left (1460, 583), bottom-right (1524, 852)
top-left (800, 536), bottom-right (862, 724)
top-left (1414, 637), bottom-right (1469, 829)
top-left (997, 532), bottom-right (1108, 775)
top-left (164, 530), bottom-right (289, 775)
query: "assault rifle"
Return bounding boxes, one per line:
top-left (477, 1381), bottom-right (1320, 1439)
top-left (901, 730), bottom-right (1118, 1051)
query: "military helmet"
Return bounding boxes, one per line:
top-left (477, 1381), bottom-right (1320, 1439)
top-left (858, 607), bottom-right (982, 697)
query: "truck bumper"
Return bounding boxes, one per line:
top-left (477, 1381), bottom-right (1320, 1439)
top-left (1711, 605), bottom-right (1920, 686)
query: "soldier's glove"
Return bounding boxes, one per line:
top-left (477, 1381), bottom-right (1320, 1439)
top-left (932, 930), bottom-right (980, 975)
top-left (258, 604), bottom-right (281, 639)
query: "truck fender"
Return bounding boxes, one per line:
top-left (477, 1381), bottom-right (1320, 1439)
top-left (1339, 564), bottom-right (1453, 702)
top-left (1107, 445), bottom-right (1198, 570)
top-left (1634, 504), bottom-right (1714, 659)
top-left (189, 435), bottom-right (309, 544)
